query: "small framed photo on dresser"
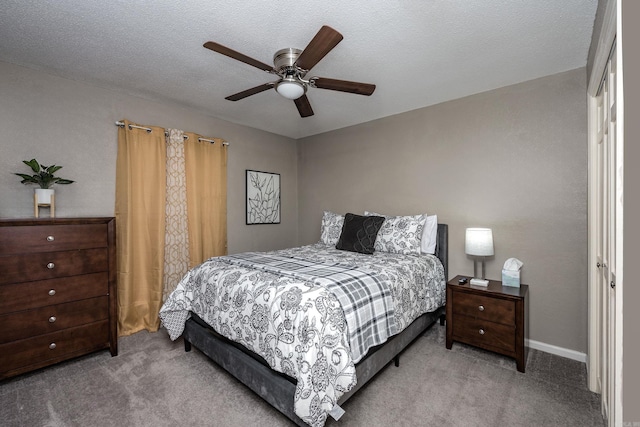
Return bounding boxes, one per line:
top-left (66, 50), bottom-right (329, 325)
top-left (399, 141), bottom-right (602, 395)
top-left (246, 169), bottom-right (281, 225)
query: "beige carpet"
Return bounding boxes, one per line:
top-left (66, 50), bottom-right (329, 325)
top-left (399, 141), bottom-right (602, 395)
top-left (0, 323), bottom-right (604, 426)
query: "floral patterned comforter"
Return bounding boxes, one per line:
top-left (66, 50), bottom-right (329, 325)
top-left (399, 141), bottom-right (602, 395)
top-left (159, 243), bottom-right (445, 427)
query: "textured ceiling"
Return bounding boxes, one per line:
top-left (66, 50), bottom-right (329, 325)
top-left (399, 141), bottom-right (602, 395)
top-left (0, 1), bottom-right (597, 139)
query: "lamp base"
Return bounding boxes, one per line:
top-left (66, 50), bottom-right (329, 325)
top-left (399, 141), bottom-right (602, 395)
top-left (473, 259), bottom-right (487, 280)
top-left (470, 278), bottom-right (489, 287)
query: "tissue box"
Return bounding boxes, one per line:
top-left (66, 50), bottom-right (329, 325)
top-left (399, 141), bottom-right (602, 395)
top-left (502, 269), bottom-right (520, 288)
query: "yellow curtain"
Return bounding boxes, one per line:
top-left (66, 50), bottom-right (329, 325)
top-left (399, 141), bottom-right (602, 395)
top-left (115, 120), bottom-right (166, 335)
top-left (184, 133), bottom-right (228, 266)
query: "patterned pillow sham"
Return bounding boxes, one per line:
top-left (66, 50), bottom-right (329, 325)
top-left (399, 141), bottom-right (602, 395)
top-left (364, 211), bottom-right (427, 255)
top-left (319, 210), bottom-right (344, 245)
top-left (336, 213), bottom-right (385, 254)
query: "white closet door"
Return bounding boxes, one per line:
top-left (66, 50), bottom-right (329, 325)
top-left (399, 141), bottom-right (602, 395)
top-left (587, 3), bottom-right (623, 426)
top-left (593, 41), bottom-right (622, 427)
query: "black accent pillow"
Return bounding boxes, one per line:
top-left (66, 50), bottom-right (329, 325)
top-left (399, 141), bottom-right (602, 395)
top-left (336, 213), bottom-right (385, 254)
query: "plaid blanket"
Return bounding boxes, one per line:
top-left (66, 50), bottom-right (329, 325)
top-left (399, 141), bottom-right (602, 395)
top-left (221, 252), bottom-right (397, 363)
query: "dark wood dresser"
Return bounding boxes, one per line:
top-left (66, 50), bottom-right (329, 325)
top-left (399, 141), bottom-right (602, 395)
top-left (0, 217), bottom-right (117, 379)
top-left (446, 275), bottom-right (528, 372)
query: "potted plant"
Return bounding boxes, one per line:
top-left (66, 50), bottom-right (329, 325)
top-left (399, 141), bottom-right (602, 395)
top-left (14, 158), bottom-right (74, 204)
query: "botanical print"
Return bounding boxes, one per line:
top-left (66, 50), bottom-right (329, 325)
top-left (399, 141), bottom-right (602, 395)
top-left (246, 170), bottom-right (280, 224)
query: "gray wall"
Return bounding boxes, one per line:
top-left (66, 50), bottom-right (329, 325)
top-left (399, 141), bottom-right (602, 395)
top-left (298, 68), bottom-right (588, 353)
top-left (0, 60), bottom-right (298, 254)
top-left (0, 58), bottom-right (595, 356)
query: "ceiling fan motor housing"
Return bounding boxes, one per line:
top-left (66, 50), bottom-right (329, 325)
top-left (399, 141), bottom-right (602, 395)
top-left (274, 48), bottom-right (303, 74)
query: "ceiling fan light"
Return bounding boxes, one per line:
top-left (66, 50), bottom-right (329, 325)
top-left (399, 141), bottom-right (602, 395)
top-left (276, 79), bottom-right (305, 100)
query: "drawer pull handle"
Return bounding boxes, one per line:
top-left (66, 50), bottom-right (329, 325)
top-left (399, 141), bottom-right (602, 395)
top-left (47, 235), bottom-right (55, 242)
top-left (47, 262), bottom-right (55, 269)
top-left (478, 305), bottom-right (485, 312)
top-left (49, 343), bottom-right (57, 350)
top-left (479, 329), bottom-right (485, 335)
top-left (48, 289), bottom-right (56, 296)
top-left (49, 316), bottom-right (57, 323)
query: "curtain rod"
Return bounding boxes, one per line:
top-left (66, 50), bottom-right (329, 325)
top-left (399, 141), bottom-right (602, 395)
top-left (114, 121), bottom-right (229, 145)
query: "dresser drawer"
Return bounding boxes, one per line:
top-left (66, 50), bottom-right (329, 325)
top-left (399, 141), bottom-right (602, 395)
top-left (452, 292), bottom-right (515, 326)
top-left (0, 320), bottom-right (109, 376)
top-left (0, 272), bottom-right (109, 314)
top-left (0, 224), bottom-right (107, 255)
top-left (0, 296), bottom-right (108, 344)
top-left (452, 314), bottom-right (516, 354)
top-left (0, 248), bottom-right (108, 285)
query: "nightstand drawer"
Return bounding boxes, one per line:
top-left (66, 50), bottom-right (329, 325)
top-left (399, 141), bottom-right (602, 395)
top-left (452, 292), bottom-right (515, 326)
top-left (452, 314), bottom-right (516, 354)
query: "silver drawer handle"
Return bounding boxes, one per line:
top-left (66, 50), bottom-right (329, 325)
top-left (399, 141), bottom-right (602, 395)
top-left (47, 262), bottom-right (55, 269)
top-left (49, 343), bottom-right (57, 350)
top-left (479, 329), bottom-right (485, 335)
top-left (49, 316), bottom-right (57, 323)
top-left (47, 235), bottom-right (55, 242)
top-left (478, 305), bottom-right (485, 312)
top-left (48, 289), bottom-right (56, 296)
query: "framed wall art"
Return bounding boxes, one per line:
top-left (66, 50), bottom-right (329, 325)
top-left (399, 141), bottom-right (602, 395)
top-left (246, 170), bottom-right (281, 224)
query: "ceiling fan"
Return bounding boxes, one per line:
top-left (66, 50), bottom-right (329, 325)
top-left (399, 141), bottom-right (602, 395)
top-left (203, 25), bottom-right (376, 118)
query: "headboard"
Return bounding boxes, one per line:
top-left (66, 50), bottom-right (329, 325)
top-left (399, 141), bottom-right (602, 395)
top-left (434, 223), bottom-right (448, 280)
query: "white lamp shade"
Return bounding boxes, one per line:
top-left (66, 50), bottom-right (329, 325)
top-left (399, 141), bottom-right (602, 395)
top-left (276, 80), bottom-right (305, 100)
top-left (465, 228), bottom-right (494, 256)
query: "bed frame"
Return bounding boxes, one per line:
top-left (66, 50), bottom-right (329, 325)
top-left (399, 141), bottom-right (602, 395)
top-left (182, 224), bottom-right (448, 426)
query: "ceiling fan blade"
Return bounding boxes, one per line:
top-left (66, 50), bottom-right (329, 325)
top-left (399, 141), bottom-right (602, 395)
top-left (312, 77), bottom-right (376, 96)
top-left (225, 83), bottom-right (275, 101)
top-left (294, 26), bottom-right (343, 71)
top-left (294, 95), bottom-right (314, 117)
top-left (204, 41), bottom-right (275, 72)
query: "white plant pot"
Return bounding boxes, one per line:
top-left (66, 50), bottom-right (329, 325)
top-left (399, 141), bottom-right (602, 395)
top-left (35, 188), bottom-right (54, 205)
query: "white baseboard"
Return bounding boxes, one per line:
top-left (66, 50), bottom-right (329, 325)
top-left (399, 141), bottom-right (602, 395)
top-left (526, 338), bottom-right (587, 363)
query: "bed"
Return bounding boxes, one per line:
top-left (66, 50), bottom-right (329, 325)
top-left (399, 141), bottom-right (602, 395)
top-left (160, 215), bottom-right (448, 427)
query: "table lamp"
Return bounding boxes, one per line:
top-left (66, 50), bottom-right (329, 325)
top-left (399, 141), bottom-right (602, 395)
top-left (465, 228), bottom-right (494, 286)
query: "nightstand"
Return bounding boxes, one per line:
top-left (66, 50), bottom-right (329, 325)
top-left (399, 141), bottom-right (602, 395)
top-left (445, 275), bottom-right (529, 372)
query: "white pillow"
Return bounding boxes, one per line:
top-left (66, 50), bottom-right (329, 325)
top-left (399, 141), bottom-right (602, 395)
top-left (421, 215), bottom-right (438, 255)
top-left (364, 211), bottom-right (426, 255)
top-left (319, 211), bottom-right (344, 245)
